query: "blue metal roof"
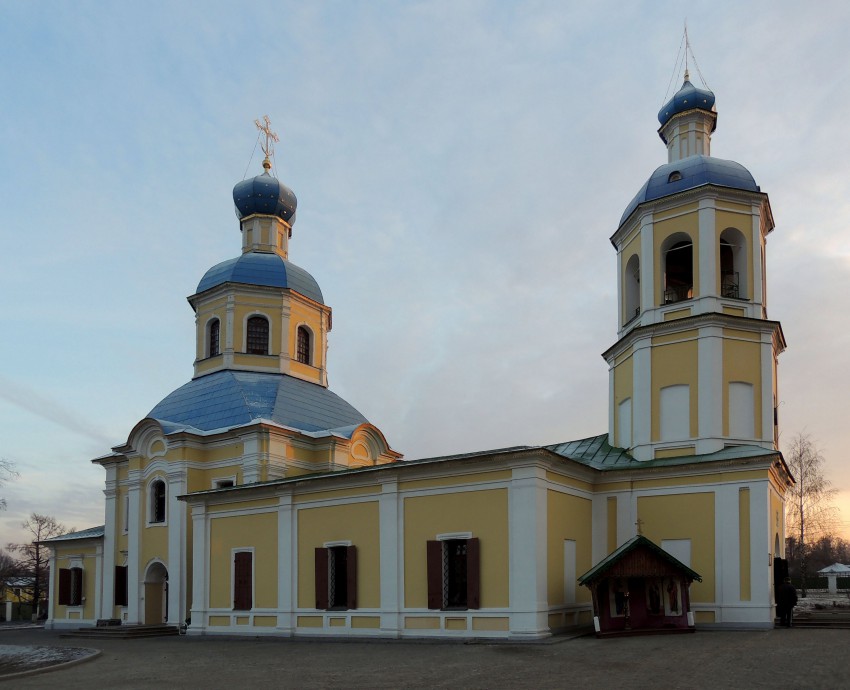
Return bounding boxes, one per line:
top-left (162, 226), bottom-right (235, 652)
top-left (147, 370), bottom-right (369, 435)
top-left (195, 252), bottom-right (324, 304)
top-left (658, 79), bottom-right (716, 127)
top-left (619, 155), bottom-right (759, 227)
top-left (42, 525), bottom-right (105, 543)
top-left (233, 172), bottom-right (297, 223)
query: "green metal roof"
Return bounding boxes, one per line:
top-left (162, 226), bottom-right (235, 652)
top-left (577, 534), bottom-right (703, 585)
top-left (546, 433), bottom-right (780, 471)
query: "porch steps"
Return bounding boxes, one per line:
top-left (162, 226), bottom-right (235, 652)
top-left (62, 623), bottom-right (179, 639)
top-left (776, 612), bottom-right (850, 629)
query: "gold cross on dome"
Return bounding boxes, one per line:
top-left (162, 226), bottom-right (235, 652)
top-left (254, 115), bottom-right (279, 169)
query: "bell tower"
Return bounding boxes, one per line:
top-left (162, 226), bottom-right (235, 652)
top-left (604, 69), bottom-right (785, 461)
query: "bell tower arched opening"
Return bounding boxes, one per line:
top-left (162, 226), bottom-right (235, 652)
top-left (662, 234), bottom-right (693, 304)
top-left (624, 254), bottom-right (640, 324)
top-left (720, 228), bottom-right (748, 300)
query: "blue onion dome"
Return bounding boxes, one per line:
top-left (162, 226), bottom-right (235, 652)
top-left (196, 252), bottom-right (324, 304)
top-left (620, 155), bottom-right (759, 227)
top-left (232, 171), bottom-right (297, 224)
top-left (658, 77), bottom-right (716, 127)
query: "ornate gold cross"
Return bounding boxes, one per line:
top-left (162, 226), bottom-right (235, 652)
top-left (254, 115), bottom-right (279, 169)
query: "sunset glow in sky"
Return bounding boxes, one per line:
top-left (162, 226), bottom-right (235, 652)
top-left (1, 1), bottom-right (849, 545)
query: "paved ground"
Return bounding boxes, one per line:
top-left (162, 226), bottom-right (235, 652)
top-left (0, 626), bottom-right (847, 689)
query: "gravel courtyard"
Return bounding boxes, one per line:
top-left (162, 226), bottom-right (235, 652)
top-left (1, 625), bottom-right (847, 689)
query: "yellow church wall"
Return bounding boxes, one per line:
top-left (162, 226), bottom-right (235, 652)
top-left (208, 511), bottom-right (278, 609)
top-left (636, 493), bottom-right (715, 603)
top-left (296, 501), bottom-right (381, 609)
top-left (715, 210), bottom-right (754, 298)
top-left (607, 497), bottom-right (617, 552)
top-left (663, 308), bottom-right (692, 321)
top-left (722, 337), bottom-right (762, 438)
top-left (771, 490), bottom-right (784, 556)
top-left (613, 353), bottom-right (633, 448)
top-left (546, 490), bottom-right (592, 606)
top-left (723, 306), bottom-right (746, 317)
top-left (52, 547), bottom-right (99, 621)
top-left (403, 489), bottom-right (509, 609)
top-left (739, 488), bottom-right (751, 601)
top-left (141, 523), bottom-right (169, 571)
top-left (653, 206), bottom-right (700, 305)
top-left (398, 471), bottom-right (511, 492)
top-left (232, 299), bottom-right (283, 354)
top-left (294, 485), bottom-right (378, 504)
top-left (207, 498), bottom-right (279, 513)
top-left (650, 338), bottom-right (699, 441)
top-left (544, 472), bottom-right (593, 493)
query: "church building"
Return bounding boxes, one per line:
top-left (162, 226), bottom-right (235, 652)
top-left (44, 71), bottom-right (793, 638)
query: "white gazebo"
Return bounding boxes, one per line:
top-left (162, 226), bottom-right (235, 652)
top-left (818, 563), bottom-right (850, 594)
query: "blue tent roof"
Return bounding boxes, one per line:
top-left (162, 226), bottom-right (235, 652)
top-left (196, 252), bottom-right (324, 304)
top-left (148, 370), bottom-right (368, 435)
top-left (619, 155), bottom-right (759, 227)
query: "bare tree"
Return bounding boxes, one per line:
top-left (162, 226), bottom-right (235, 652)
top-left (785, 433), bottom-right (839, 596)
top-left (0, 458), bottom-right (19, 510)
top-left (7, 513), bottom-right (68, 619)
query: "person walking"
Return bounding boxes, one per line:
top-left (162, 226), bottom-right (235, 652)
top-left (776, 577), bottom-right (798, 628)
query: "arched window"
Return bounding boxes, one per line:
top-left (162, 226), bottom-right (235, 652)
top-left (208, 318), bottom-right (220, 358)
top-left (720, 228), bottom-right (748, 300)
top-left (150, 479), bottom-right (166, 524)
top-left (662, 235), bottom-right (693, 304)
top-left (296, 326), bottom-right (311, 365)
top-left (624, 254), bottom-right (640, 323)
top-left (246, 316), bottom-right (269, 355)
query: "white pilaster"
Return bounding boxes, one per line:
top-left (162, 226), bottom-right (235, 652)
top-left (751, 209), bottom-right (764, 309)
top-left (379, 477), bottom-right (401, 636)
top-left (101, 470), bottom-right (118, 619)
top-left (508, 466), bottom-right (549, 638)
top-left (167, 470), bottom-right (187, 624)
top-left (126, 473), bottom-right (142, 624)
top-left (607, 366), bottom-right (615, 446)
top-left (749, 482), bottom-right (771, 618)
top-left (616, 249), bottom-right (623, 327)
top-left (639, 215), bottom-right (654, 320)
top-left (188, 503), bottom-right (208, 633)
top-left (698, 199), bottom-right (716, 302)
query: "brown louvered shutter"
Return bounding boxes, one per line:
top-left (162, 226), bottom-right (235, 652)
top-left (315, 548), bottom-right (329, 610)
top-left (71, 567), bottom-right (84, 606)
top-left (114, 566), bottom-right (128, 607)
top-left (233, 552), bottom-right (252, 610)
top-left (466, 538), bottom-right (480, 610)
top-left (346, 545), bottom-right (357, 610)
top-left (58, 568), bottom-right (71, 606)
top-left (426, 540), bottom-right (443, 610)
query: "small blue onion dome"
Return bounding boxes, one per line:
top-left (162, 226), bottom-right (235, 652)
top-left (658, 78), bottom-right (716, 127)
top-left (232, 171), bottom-right (297, 223)
top-left (195, 252), bottom-right (324, 304)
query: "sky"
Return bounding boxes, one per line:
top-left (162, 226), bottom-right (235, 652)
top-left (1, 0), bottom-right (849, 548)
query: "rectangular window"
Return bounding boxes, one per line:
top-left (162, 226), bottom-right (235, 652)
top-left (426, 538), bottom-right (480, 610)
top-left (122, 494), bottom-right (129, 534)
top-left (114, 566), bottom-right (128, 607)
top-left (314, 545), bottom-right (357, 610)
top-left (59, 567), bottom-right (84, 606)
top-left (233, 551), bottom-right (253, 610)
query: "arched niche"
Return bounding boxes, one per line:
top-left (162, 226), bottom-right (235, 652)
top-left (624, 254), bottom-right (640, 323)
top-left (660, 232), bottom-right (694, 305)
